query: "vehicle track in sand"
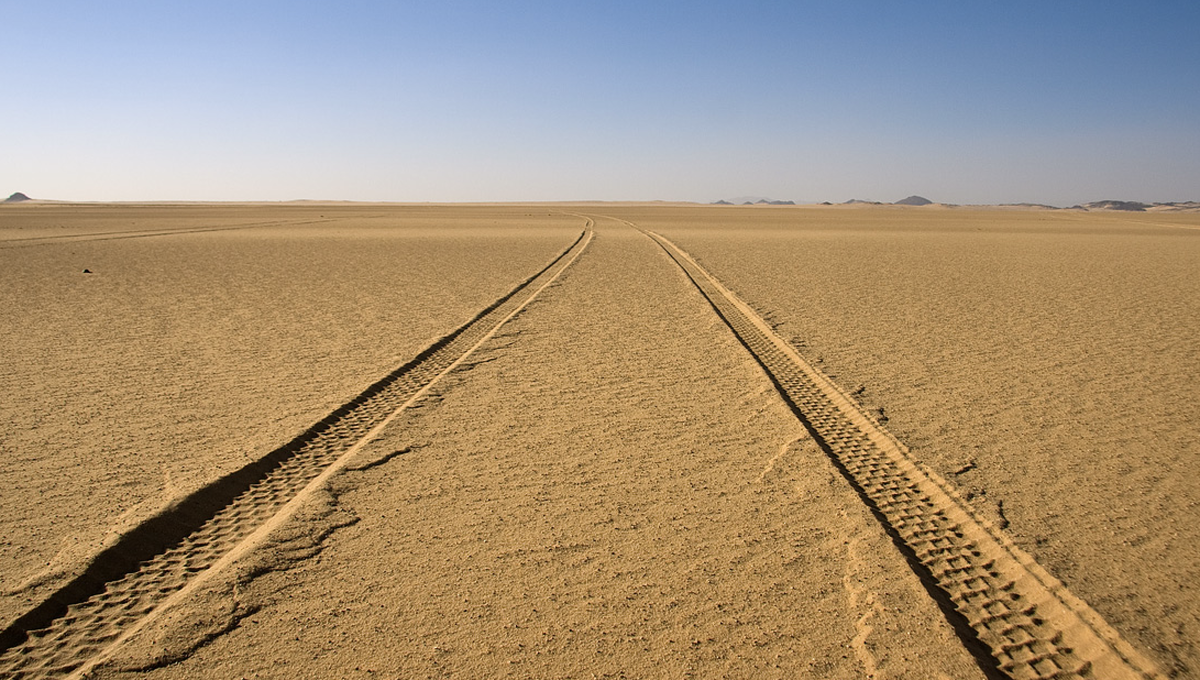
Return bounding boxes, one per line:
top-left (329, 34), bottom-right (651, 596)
top-left (0, 216), bottom-right (369, 248)
top-left (625, 220), bottom-right (1165, 680)
top-left (0, 225), bottom-right (592, 680)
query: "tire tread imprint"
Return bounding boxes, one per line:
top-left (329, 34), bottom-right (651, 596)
top-left (638, 226), bottom-right (1165, 680)
top-left (0, 227), bottom-right (592, 679)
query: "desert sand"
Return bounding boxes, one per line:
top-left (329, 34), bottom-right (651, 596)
top-left (601, 204), bottom-right (1200, 676)
top-left (0, 202), bottom-right (1196, 678)
top-left (0, 204), bottom-right (579, 627)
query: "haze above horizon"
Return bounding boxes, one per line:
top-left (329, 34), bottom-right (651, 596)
top-left (3, 1), bottom-right (1197, 206)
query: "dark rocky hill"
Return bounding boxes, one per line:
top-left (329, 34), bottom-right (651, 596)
top-left (719, 196), bottom-right (797, 205)
top-left (1077, 200), bottom-right (1151, 211)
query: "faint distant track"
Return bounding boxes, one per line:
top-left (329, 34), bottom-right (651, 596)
top-left (635, 223), bottom-right (1163, 680)
top-left (0, 224), bottom-right (593, 679)
top-left (0, 216), bottom-right (371, 248)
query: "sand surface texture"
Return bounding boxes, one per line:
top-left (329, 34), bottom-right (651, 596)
top-left (96, 218), bottom-right (982, 679)
top-left (0, 203), bottom-right (1194, 678)
top-left (0, 204), bottom-right (578, 629)
top-left (602, 204), bottom-right (1200, 676)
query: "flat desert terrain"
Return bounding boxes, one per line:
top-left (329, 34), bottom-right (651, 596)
top-left (0, 204), bottom-right (579, 624)
top-left (603, 205), bottom-right (1200, 675)
top-left (0, 203), bottom-right (1196, 678)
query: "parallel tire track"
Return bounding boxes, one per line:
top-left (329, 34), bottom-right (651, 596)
top-left (0, 225), bottom-right (593, 679)
top-left (639, 226), bottom-right (1164, 680)
top-left (0, 216), bottom-right (368, 248)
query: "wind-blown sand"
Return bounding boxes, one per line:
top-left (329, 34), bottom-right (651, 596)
top-left (101, 217), bottom-right (982, 679)
top-left (601, 204), bottom-right (1200, 675)
top-left (1, 202), bottom-right (1196, 678)
top-left (0, 204), bottom-right (578, 627)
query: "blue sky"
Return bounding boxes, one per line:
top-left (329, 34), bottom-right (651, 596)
top-left (3, 1), bottom-right (1197, 204)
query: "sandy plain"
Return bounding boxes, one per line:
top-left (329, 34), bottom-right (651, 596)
top-left (0, 202), bottom-right (1197, 678)
top-left (0, 204), bottom-right (580, 628)
top-left (601, 204), bottom-right (1200, 676)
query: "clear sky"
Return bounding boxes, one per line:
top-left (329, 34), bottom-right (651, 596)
top-left (3, 1), bottom-right (1198, 205)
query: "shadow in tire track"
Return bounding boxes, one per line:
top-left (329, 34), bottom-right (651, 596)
top-left (0, 227), bottom-right (591, 678)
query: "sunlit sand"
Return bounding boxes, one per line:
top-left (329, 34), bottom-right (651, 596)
top-left (1, 203), bottom-right (1195, 678)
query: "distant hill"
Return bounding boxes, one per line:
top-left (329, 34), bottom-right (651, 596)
top-left (717, 196), bottom-right (796, 205)
top-left (1150, 201), bottom-right (1200, 212)
top-left (1076, 200), bottom-right (1151, 212)
top-left (1071, 200), bottom-right (1200, 212)
top-left (895, 195), bottom-right (933, 206)
top-left (4, 192), bottom-right (31, 203)
top-left (843, 199), bottom-right (883, 205)
top-left (998, 203), bottom-right (1061, 209)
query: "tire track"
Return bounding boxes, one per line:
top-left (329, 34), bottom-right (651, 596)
top-left (0, 224), bottom-right (592, 679)
top-left (635, 224), bottom-right (1164, 680)
top-left (0, 216), bottom-right (368, 249)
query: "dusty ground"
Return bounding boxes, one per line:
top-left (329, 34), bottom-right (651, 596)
top-left (0, 203), bottom-right (578, 627)
top-left (102, 218), bottom-right (983, 679)
top-left (2, 202), bottom-right (1196, 677)
top-left (601, 204), bottom-right (1200, 675)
